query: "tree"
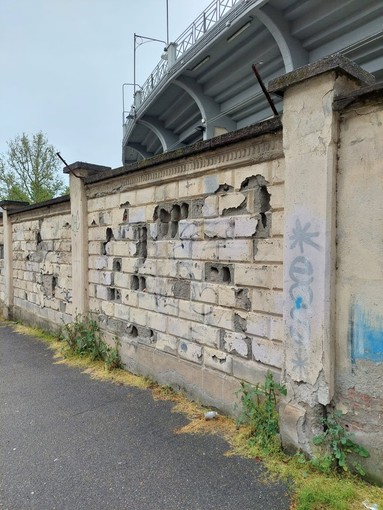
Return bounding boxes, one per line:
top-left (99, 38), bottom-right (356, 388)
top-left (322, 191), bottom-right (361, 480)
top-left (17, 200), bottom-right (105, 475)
top-left (0, 132), bottom-right (67, 204)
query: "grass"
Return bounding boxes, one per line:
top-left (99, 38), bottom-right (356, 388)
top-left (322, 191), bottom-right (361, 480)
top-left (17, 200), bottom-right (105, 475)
top-left (6, 319), bottom-right (383, 510)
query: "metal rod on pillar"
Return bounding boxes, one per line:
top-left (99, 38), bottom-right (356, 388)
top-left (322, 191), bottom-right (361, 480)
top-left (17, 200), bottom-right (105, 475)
top-left (166, 0), bottom-right (169, 46)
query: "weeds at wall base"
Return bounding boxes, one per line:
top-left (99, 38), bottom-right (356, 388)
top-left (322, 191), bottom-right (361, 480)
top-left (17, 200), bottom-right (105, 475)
top-left (4, 319), bottom-right (383, 510)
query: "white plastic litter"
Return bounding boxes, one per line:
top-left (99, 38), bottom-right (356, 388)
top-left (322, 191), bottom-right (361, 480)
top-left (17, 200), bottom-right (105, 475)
top-left (204, 411), bottom-right (218, 420)
top-left (362, 500), bottom-right (379, 510)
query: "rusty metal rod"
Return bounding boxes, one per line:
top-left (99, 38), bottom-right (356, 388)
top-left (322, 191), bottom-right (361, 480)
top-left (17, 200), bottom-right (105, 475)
top-left (252, 63), bottom-right (279, 117)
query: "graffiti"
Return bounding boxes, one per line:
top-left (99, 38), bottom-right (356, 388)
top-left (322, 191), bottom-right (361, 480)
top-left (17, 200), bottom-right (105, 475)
top-left (288, 219), bottom-right (320, 378)
top-left (350, 304), bottom-right (383, 363)
top-left (290, 219), bottom-right (320, 253)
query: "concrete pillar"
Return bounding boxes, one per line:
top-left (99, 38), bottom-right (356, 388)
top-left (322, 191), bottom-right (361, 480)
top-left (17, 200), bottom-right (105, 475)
top-left (167, 42), bottom-right (177, 68)
top-left (268, 56), bottom-right (375, 452)
top-left (0, 201), bottom-right (29, 319)
top-left (64, 162), bottom-right (111, 317)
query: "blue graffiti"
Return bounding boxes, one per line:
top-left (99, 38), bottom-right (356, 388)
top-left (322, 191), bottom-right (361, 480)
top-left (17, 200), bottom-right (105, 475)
top-left (351, 305), bottom-right (383, 362)
top-left (295, 296), bottom-right (303, 310)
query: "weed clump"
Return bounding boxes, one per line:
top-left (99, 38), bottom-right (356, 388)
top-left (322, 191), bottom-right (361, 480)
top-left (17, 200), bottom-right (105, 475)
top-left (59, 315), bottom-right (122, 371)
top-left (312, 410), bottom-right (370, 476)
top-left (235, 371), bottom-right (287, 453)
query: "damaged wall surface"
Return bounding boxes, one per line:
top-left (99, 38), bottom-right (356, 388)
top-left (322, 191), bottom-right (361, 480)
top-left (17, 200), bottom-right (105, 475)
top-left (0, 56), bottom-right (382, 483)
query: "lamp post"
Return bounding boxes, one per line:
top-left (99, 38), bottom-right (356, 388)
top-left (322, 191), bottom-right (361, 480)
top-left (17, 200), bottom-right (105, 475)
top-left (133, 33), bottom-right (168, 96)
top-left (122, 82), bottom-right (143, 126)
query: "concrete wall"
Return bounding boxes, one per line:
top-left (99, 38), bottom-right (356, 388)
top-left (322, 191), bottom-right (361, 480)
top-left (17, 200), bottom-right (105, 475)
top-left (0, 56), bottom-right (382, 483)
top-left (85, 132), bottom-right (284, 413)
top-left (0, 220), bottom-right (4, 306)
top-left (6, 199), bottom-right (72, 331)
top-left (335, 89), bottom-right (383, 483)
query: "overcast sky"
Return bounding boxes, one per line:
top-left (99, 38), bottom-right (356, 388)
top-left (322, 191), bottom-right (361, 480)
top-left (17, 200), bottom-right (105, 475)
top-left (1, 0), bottom-right (210, 170)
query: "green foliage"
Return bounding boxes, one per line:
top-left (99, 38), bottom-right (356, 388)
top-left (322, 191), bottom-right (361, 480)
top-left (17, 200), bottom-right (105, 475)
top-left (297, 476), bottom-right (356, 510)
top-left (236, 371), bottom-right (287, 452)
top-left (0, 131), bottom-right (66, 203)
top-left (60, 315), bottom-right (122, 371)
top-left (312, 410), bottom-right (369, 476)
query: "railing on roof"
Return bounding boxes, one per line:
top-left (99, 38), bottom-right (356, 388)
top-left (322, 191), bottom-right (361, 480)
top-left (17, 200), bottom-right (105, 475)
top-left (136, 0), bottom-right (244, 109)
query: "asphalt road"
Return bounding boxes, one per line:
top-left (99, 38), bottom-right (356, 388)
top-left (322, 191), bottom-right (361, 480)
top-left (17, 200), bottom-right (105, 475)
top-left (0, 322), bottom-right (291, 510)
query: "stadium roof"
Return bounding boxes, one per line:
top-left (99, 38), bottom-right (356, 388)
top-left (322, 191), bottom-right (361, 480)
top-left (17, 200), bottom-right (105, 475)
top-left (122, 0), bottom-right (383, 164)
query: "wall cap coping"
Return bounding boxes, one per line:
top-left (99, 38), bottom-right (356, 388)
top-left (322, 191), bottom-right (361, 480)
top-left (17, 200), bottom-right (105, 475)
top-left (63, 161), bottom-right (112, 175)
top-left (268, 54), bottom-right (375, 96)
top-left (0, 200), bottom-right (30, 211)
top-left (85, 116), bottom-right (282, 185)
top-left (7, 195), bottom-right (70, 216)
top-left (333, 84), bottom-right (383, 111)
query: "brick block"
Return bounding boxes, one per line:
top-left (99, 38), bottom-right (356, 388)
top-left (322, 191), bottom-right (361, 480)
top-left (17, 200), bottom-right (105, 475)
top-left (138, 292), bottom-right (158, 312)
top-left (270, 315), bottom-right (284, 341)
top-left (202, 196), bottom-right (218, 218)
top-left (271, 158), bottom-right (285, 184)
top-left (155, 332), bottom-right (178, 355)
top-left (119, 190), bottom-right (137, 206)
top-left (270, 183), bottom-right (284, 210)
top-left (246, 312), bottom-right (271, 338)
top-left (177, 260), bottom-right (203, 280)
top-left (167, 315), bottom-right (191, 338)
top-left (205, 305), bottom-right (234, 330)
top-left (252, 338), bottom-right (283, 368)
top-left (178, 340), bottom-right (203, 364)
top-left (190, 322), bottom-right (220, 348)
top-left (179, 220), bottom-right (204, 240)
top-left (204, 347), bottom-right (233, 374)
top-left (156, 260), bottom-right (178, 278)
top-left (155, 182), bottom-right (179, 202)
top-left (156, 295), bottom-right (179, 316)
top-left (271, 264), bottom-right (283, 290)
top-left (218, 192), bottom-right (246, 215)
top-left (232, 358), bottom-right (279, 386)
top-left (205, 218), bottom-right (234, 239)
top-left (223, 331), bottom-right (251, 358)
top-left (169, 240), bottom-right (192, 259)
top-left (191, 240), bottom-right (219, 261)
top-left (254, 239), bottom-right (283, 263)
top-left (271, 210), bottom-right (284, 236)
top-left (136, 186), bottom-right (155, 205)
top-left (146, 310), bottom-right (167, 333)
top-left (178, 176), bottom-right (203, 198)
top-left (218, 240), bottom-right (253, 262)
top-left (191, 282), bottom-right (219, 304)
top-left (252, 288), bottom-right (283, 315)
top-left (235, 264), bottom-right (271, 288)
top-left (234, 216), bottom-right (258, 238)
top-left (179, 300), bottom-right (208, 323)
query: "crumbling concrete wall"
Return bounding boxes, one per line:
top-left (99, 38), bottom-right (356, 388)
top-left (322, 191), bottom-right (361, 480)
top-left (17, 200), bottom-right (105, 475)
top-left (335, 89), bottom-right (383, 484)
top-left (10, 201), bottom-right (73, 330)
top-left (85, 132), bottom-right (284, 413)
top-left (0, 219), bottom-right (4, 307)
top-left (0, 56), bottom-right (381, 484)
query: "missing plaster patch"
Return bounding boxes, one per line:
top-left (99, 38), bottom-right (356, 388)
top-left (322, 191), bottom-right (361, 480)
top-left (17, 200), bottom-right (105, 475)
top-left (107, 287), bottom-right (121, 302)
top-left (113, 258), bottom-right (122, 272)
top-left (172, 280), bottom-right (191, 300)
top-left (134, 226), bottom-right (147, 259)
top-left (234, 313), bottom-right (247, 333)
top-left (205, 263), bottom-right (233, 284)
top-left (235, 288), bottom-right (251, 311)
top-left (131, 275), bottom-right (146, 291)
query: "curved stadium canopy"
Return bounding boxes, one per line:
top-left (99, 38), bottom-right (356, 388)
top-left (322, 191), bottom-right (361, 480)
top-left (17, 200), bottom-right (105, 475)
top-left (122, 0), bottom-right (383, 164)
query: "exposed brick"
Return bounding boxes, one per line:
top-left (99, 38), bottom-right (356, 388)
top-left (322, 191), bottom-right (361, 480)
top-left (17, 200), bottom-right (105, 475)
top-left (178, 340), bottom-right (203, 364)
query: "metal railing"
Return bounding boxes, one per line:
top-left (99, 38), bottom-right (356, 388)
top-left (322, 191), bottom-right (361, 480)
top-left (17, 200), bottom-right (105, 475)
top-left (132, 0), bottom-right (245, 112)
